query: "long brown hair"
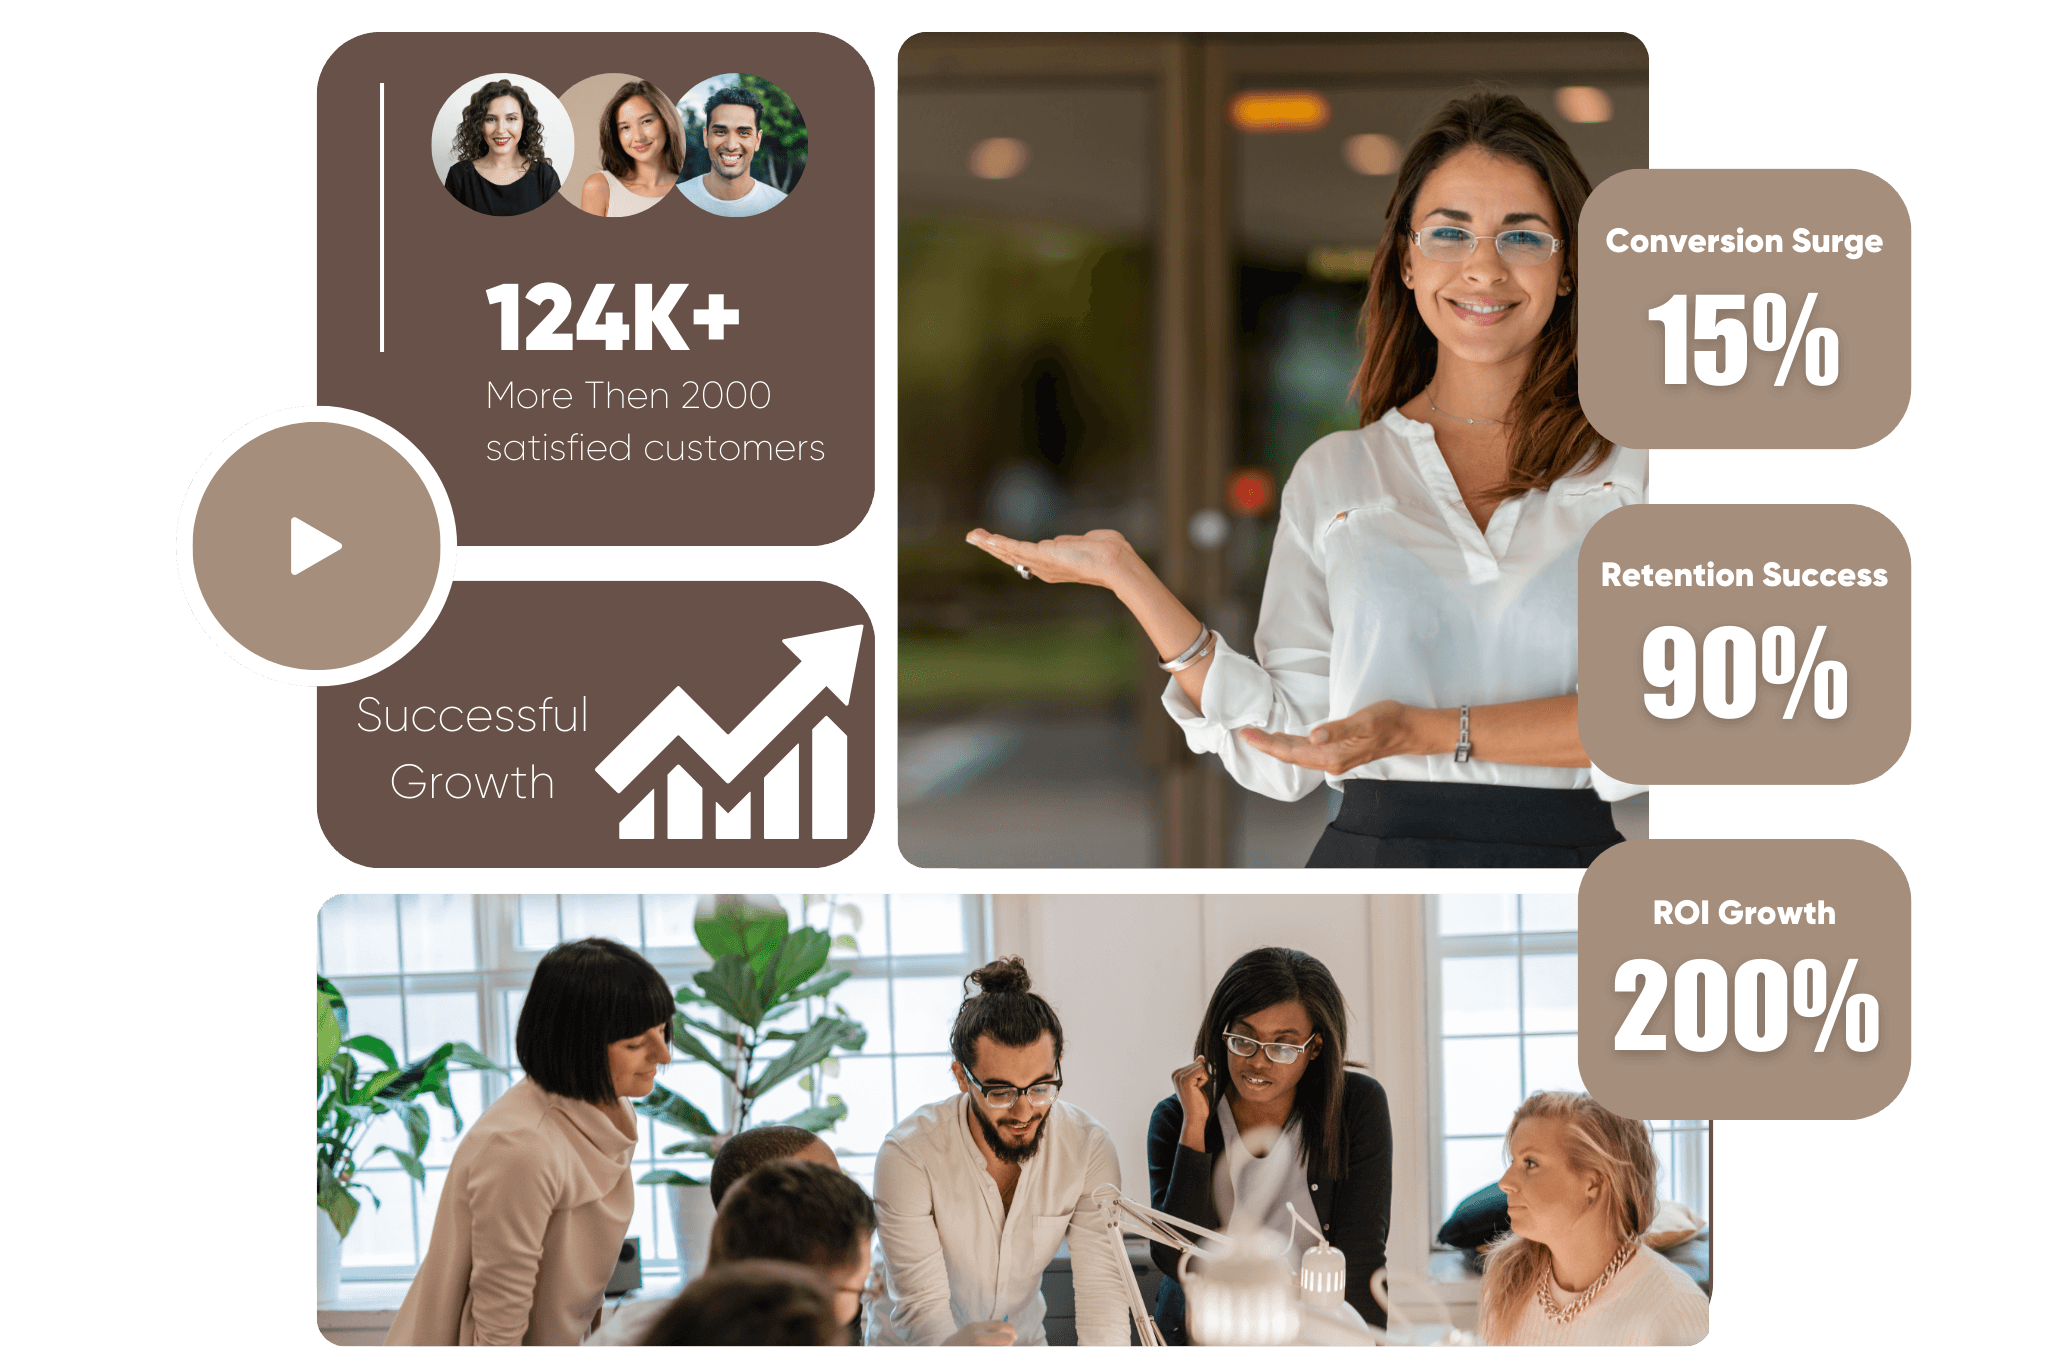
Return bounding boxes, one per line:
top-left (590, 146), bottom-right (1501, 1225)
top-left (1478, 1092), bottom-right (1659, 1342)
top-left (598, 80), bottom-right (685, 180)
top-left (453, 79), bottom-right (549, 167)
top-left (1194, 947), bottom-right (1352, 1183)
top-left (1351, 91), bottom-right (1610, 496)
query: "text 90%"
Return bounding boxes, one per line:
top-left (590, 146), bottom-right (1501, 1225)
top-left (1647, 292), bottom-right (1838, 387)
top-left (1644, 625), bottom-right (1846, 721)
top-left (1615, 957), bottom-right (1878, 1054)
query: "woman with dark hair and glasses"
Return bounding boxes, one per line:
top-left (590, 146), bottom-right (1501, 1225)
top-left (968, 91), bottom-right (1644, 867)
top-left (383, 938), bottom-right (674, 1346)
top-left (1146, 947), bottom-right (1392, 1343)
top-left (442, 78), bottom-right (560, 216)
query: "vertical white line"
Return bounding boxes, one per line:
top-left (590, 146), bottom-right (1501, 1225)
top-left (379, 82), bottom-right (387, 353)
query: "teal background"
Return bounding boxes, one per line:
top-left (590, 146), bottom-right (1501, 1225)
top-left (12, 0), bottom-right (2031, 1358)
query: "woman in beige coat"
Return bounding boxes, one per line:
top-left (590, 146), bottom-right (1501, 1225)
top-left (384, 939), bottom-right (674, 1346)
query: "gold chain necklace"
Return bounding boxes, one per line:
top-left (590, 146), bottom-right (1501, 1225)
top-left (1425, 387), bottom-right (1509, 426)
top-left (1536, 1239), bottom-right (1637, 1325)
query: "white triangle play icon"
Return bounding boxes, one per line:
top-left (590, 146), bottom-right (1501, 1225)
top-left (290, 517), bottom-right (344, 575)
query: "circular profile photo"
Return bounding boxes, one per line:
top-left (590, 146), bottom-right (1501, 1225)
top-left (430, 74), bottom-right (571, 218)
top-left (559, 74), bottom-right (685, 218)
top-left (674, 73), bottom-right (807, 218)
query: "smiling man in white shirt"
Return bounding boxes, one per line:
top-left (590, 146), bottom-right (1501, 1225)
top-left (867, 957), bottom-right (1130, 1346)
top-left (679, 85), bottom-right (790, 218)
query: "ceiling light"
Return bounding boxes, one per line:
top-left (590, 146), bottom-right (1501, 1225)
top-left (1229, 90), bottom-right (1330, 133)
top-left (1341, 133), bottom-right (1402, 176)
top-left (967, 137), bottom-right (1030, 179)
top-left (1553, 86), bottom-right (1614, 123)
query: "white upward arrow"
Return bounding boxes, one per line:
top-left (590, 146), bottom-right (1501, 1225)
top-left (290, 517), bottom-right (344, 575)
top-left (595, 625), bottom-right (863, 789)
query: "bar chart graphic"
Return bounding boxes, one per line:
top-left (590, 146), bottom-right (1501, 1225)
top-left (594, 624), bottom-right (863, 841)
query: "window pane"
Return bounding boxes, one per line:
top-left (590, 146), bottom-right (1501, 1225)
top-left (339, 992), bottom-right (405, 1056)
top-left (517, 896), bottom-right (560, 949)
top-left (890, 896), bottom-right (969, 956)
top-left (1520, 895), bottom-right (1578, 932)
top-left (322, 895), bottom-right (399, 976)
top-left (892, 975), bottom-right (967, 1056)
top-left (1442, 1137), bottom-right (1506, 1230)
top-left (399, 895), bottom-right (477, 972)
top-left (896, 1055), bottom-right (960, 1126)
top-left (501, 987), bottom-right (526, 1052)
top-left (561, 895), bottom-right (641, 945)
top-left (424, 1069), bottom-right (487, 1165)
top-left (1522, 953), bottom-right (1578, 1034)
top-left (828, 1055), bottom-right (899, 1155)
top-left (1438, 895), bottom-right (1514, 937)
top-left (652, 1060), bottom-right (730, 1139)
top-left (1440, 956), bottom-right (1518, 1036)
top-left (643, 895), bottom-right (700, 947)
top-left (406, 990), bottom-right (483, 1056)
top-left (832, 896), bottom-right (890, 959)
top-left (1522, 1033), bottom-right (1583, 1096)
top-left (834, 977), bottom-right (893, 1055)
top-left (625, 1185), bottom-right (658, 1274)
top-left (1442, 1036), bottom-right (1521, 1136)
top-left (339, 1168), bottom-right (418, 1267)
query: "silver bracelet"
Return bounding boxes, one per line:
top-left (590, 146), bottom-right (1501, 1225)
top-left (1454, 705), bottom-right (1472, 763)
top-left (1159, 625), bottom-right (1215, 673)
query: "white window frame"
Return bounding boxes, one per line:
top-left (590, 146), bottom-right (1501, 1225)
top-left (318, 894), bottom-right (989, 1281)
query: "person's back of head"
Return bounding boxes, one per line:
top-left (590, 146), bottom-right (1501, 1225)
top-left (710, 1159), bottom-right (876, 1272)
top-left (640, 1261), bottom-right (842, 1346)
top-left (711, 1124), bottom-right (836, 1207)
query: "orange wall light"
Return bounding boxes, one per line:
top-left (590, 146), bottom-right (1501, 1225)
top-left (1229, 90), bottom-right (1331, 133)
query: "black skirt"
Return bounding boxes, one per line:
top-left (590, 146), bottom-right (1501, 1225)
top-left (1306, 779), bottom-right (1624, 868)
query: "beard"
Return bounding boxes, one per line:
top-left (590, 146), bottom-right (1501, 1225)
top-left (972, 1102), bottom-right (1049, 1165)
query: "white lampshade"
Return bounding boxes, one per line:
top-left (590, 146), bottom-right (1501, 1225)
top-left (1186, 1232), bottom-right (1300, 1346)
top-left (1298, 1242), bottom-right (1347, 1308)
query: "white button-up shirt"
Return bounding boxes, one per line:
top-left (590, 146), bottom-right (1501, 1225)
top-left (1164, 408), bottom-right (1646, 802)
top-left (868, 1093), bottom-right (1128, 1346)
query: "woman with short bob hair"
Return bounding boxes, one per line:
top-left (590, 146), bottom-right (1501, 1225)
top-left (579, 79), bottom-right (683, 217)
top-left (442, 78), bottom-right (560, 216)
top-left (1481, 1091), bottom-right (1706, 1345)
top-left (383, 939), bottom-right (674, 1345)
top-left (1146, 947), bottom-right (1392, 1342)
top-left (969, 91), bottom-right (1644, 867)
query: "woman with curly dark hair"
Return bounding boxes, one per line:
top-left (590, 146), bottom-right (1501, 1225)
top-left (442, 78), bottom-right (561, 217)
top-left (578, 80), bottom-right (683, 217)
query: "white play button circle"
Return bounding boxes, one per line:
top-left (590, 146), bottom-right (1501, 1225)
top-left (291, 516), bottom-right (345, 575)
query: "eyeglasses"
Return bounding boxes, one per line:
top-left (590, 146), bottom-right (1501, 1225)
top-left (961, 1062), bottom-right (1062, 1110)
top-left (1222, 1031), bottom-right (1319, 1065)
top-left (1410, 225), bottom-right (1564, 265)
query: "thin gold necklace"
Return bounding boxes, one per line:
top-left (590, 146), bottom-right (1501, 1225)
top-left (1536, 1239), bottom-right (1637, 1325)
top-left (1425, 387), bottom-right (1509, 426)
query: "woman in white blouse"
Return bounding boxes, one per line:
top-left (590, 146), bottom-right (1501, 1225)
top-left (384, 939), bottom-right (672, 1345)
top-left (1481, 1091), bottom-right (1706, 1346)
top-left (968, 92), bottom-right (1641, 866)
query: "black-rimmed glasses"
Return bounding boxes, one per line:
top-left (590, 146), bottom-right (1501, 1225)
top-left (1410, 225), bottom-right (1564, 265)
top-left (961, 1061), bottom-right (1062, 1110)
top-left (1222, 1031), bottom-right (1319, 1065)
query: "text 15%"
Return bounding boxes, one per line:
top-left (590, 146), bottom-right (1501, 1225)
top-left (1647, 292), bottom-right (1838, 387)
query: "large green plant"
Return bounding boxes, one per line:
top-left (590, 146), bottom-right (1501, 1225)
top-left (635, 899), bottom-right (866, 1186)
top-left (317, 976), bottom-right (503, 1237)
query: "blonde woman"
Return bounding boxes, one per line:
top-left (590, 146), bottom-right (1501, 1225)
top-left (1482, 1092), bottom-right (1706, 1346)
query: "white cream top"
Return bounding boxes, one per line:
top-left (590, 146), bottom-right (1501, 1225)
top-left (1162, 408), bottom-right (1647, 803)
top-left (1492, 1245), bottom-right (1709, 1346)
top-left (1213, 1101), bottom-right (1319, 1272)
top-left (868, 1094), bottom-right (1127, 1347)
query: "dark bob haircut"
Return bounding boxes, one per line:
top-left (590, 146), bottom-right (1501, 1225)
top-left (642, 1261), bottom-right (843, 1346)
top-left (1194, 947), bottom-right (1352, 1183)
top-left (514, 938), bottom-right (674, 1105)
top-left (710, 1124), bottom-right (827, 1207)
top-left (452, 79), bottom-right (550, 167)
top-left (949, 956), bottom-right (1064, 1071)
top-left (709, 1160), bottom-right (875, 1272)
top-left (704, 84), bottom-right (765, 130)
top-left (598, 80), bottom-right (686, 179)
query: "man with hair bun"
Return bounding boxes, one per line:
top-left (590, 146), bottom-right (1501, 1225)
top-left (867, 957), bottom-right (1128, 1346)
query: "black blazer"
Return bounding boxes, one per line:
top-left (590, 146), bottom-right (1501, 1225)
top-left (1145, 1070), bottom-right (1391, 1341)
